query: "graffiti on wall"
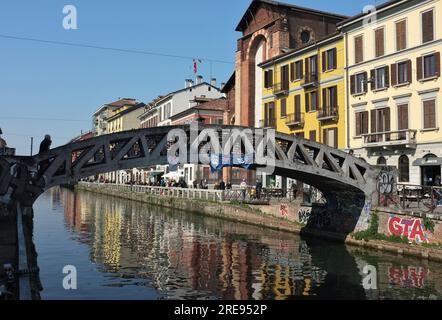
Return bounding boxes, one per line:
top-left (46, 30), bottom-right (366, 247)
top-left (298, 207), bottom-right (312, 224)
top-left (298, 207), bottom-right (331, 228)
top-left (388, 215), bottom-right (430, 243)
top-left (355, 200), bottom-right (372, 231)
top-left (378, 168), bottom-right (400, 207)
top-left (389, 266), bottom-right (429, 289)
top-left (280, 204), bottom-right (288, 218)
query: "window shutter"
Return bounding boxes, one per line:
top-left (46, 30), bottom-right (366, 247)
top-left (396, 20), bottom-right (406, 51)
top-left (407, 60), bottom-right (412, 83)
top-left (299, 60), bottom-right (304, 79)
top-left (333, 128), bottom-right (338, 148)
top-left (264, 71), bottom-right (269, 88)
top-left (295, 95), bottom-right (301, 115)
top-left (371, 110), bottom-right (376, 133)
top-left (281, 98), bottom-right (287, 117)
top-left (375, 28), bottom-right (384, 57)
top-left (385, 108), bottom-right (391, 132)
top-left (370, 69), bottom-right (375, 91)
top-left (363, 72), bottom-right (368, 93)
top-left (322, 51), bottom-right (327, 72)
top-left (384, 66), bottom-right (390, 87)
top-left (350, 75), bottom-right (356, 95)
top-left (422, 10), bottom-right (434, 43)
top-left (417, 57), bottom-right (423, 80)
top-left (435, 52), bottom-right (440, 77)
top-left (391, 63), bottom-right (397, 86)
top-left (333, 48), bottom-right (337, 70)
top-left (305, 94), bottom-right (310, 113)
top-left (333, 86), bottom-right (338, 109)
top-left (356, 113), bottom-right (361, 136)
top-left (322, 88), bottom-right (327, 110)
top-left (424, 100), bottom-right (436, 129)
top-left (305, 58), bottom-right (309, 77)
top-left (323, 129), bottom-right (328, 145)
top-left (363, 111), bottom-right (369, 134)
top-left (290, 63), bottom-right (295, 82)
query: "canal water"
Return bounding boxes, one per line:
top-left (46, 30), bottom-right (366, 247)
top-left (33, 187), bottom-right (442, 300)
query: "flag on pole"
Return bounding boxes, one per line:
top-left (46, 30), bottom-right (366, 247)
top-left (193, 59), bottom-right (202, 74)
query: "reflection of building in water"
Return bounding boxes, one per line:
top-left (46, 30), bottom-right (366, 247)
top-left (60, 189), bottom-right (333, 300)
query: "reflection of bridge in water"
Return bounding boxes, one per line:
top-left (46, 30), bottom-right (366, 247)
top-left (38, 187), bottom-right (442, 300)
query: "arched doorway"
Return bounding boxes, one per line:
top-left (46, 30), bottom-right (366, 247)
top-left (421, 154), bottom-right (441, 186)
top-left (398, 155), bottom-right (409, 183)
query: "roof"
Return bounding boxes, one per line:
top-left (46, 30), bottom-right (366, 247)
top-left (259, 32), bottom-right (342, 67)
top-left (221, 72), bottom-right (235, 93)
top-left (236, 0), bottom-right (348, 32)
top-left (93, 98), bottom-right (138, 116)
top-left (337, 0), bottom-right (403, 29)
top-left (170, 98), bottom-right (227, 121)
top-left (107, 103), bottom-right (146, 122)
top-left (154, 82), bottom-right (221, 106)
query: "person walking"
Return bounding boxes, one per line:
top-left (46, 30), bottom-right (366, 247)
top-left (255, 179), bottom-right (263, 200)
top-left (219, 180), bottom-right (226, 191)
top-left (240, 179), bottom-right (247, 201)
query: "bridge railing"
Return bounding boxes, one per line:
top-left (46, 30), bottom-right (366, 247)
top-left (78, 182), bottom-right (303, 204)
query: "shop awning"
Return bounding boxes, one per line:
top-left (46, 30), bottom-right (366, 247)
top-left (413, 157), bottom-right (442, 167)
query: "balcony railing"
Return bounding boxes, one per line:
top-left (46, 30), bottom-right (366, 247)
top-left (301, 73), bottom-right (318, 87)
top-left (362, 129), bottom-right (417, 149)
top-left (273, 82), bottom-right (289, 96)
top-left (317, 107), bottom-right (339, 121)
top-left (285, 113), bottom-right (305, 127)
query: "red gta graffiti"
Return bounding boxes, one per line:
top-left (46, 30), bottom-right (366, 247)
top-left (388, 216), bottom-right (428, 243)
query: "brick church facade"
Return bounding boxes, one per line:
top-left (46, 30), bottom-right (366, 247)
top-left (234, 0), bottom-right (347, 128)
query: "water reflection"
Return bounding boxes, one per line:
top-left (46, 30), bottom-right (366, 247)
top-left (35, 187), bottom-right (442, 300)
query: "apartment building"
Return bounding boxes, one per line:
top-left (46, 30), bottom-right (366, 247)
top-left (93, 98), bottom-right (138, 136)
top-left (339, 0), bottom-right (441, 185)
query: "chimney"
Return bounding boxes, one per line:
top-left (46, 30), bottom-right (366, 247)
top-left (210, 78), bottom-right (217, 87)
top-left (185, 79), bottom-right (194, 88)
top-left (220, 82), bottom-right (226, 91)
top-left (196, 75), bottom-right (203, 85)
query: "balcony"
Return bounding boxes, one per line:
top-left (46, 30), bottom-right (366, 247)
top-left (301, 73), bottom-right (318, 88)
top-left (362, 130), bottom-right (417, 149)
top-left (317, 107), bottom-right (339, 122)
top-left (273, 82), bottom-right (289, 96)
top-left (285, 113), bottom-right (305, 127)
top-left (259, 119), bottom-right (276, 129)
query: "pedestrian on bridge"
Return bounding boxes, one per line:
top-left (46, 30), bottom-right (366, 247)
top-left (39, 135), bottom-right (52, 154)
top-left (240, 179), bottom-right (247, 201)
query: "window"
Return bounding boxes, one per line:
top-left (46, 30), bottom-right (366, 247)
top-left (264, 102), bottom-right (276, 128)
top-left (397, 104), bottom-right (409, 131)
top-left (370, 108), bottom-right (391, 142)
top-left (396, 20), bottom-right (407, 51)
top-left (305, 91), bottom-right (318, 112)
top-left (423, 99), bottom-right (436, 129)
top-left (295, 61), bottom-right (303, 80)
top-left (322, 48), bottom-right (337, 71)
top-left (351, 72), bottom-right (367, 95)
top-left (290, 63), bottom-right (295, 82)
top-left (264, 70), bottom-right (274, 88)
top-left (422, 9), bottom-right (434, 44)
top-left (294, 95), bottom-right (301, 119)
top-left (398, 61), bottom-right (409, 84)
top-left (280, 65), bottom-right (289, 90)
top-left (355, 111), bottom-right (369, 136)
top-left (372, 66), bottom-right (389, 90)
top-left (301, 31), bottom-right (311, 44)
top-left (418, 53), bottom-right (440, 81)
top-left (399, 155), bottom-right (410, 182)
top-left (375, 27), bottom-right (385, 57)
top-left (354, 35), bottom-right (364, 64)
top-left (305, 55), bottom-right (318, 82)
top-left (323, 128), bottom-right (338, 148)
top-left (309, 130), bottom-right (316, 142)
top-left (321, 86), bottom-right (338, 117)
top-left (377, 157), bottom-right (387, 166)
top-left (280, 98), bottom-right (287, 117)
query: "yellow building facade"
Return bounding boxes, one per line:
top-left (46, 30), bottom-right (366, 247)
top-left (260, 34), bottom-right (346, 149)
top-left (340, 0), bottom-right (441, 185)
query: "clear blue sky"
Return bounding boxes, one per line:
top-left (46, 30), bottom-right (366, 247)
top-left (0, 0), bottom-right (385, 155)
